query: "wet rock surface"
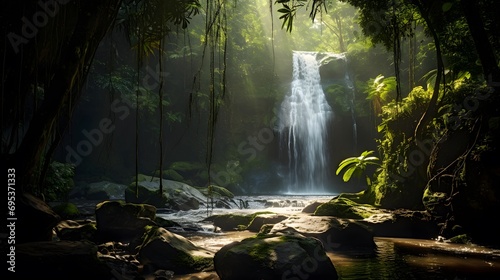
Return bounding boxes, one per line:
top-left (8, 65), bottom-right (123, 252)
top-left (270, 215), bottom-right (376, 250)
top-left (214, 234), bottom-right (338, 280)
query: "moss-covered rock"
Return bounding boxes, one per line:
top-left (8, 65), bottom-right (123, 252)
top-left (204, 214), bottom-right (253, 231)
top-left (314, 196), bottom-right (382, 219)
top-left (270, 216), bottom-right (376, 250)
top-left (422, 187), bottom-right (449, 216)
top-left (136, 226), bottom-right (213, 274)
top-left (258, 224), bottom-right (275, 235)
top-left (126, 175), bottom-right (207, 210)
top-left (358, 209), bottom-right (439, 239)
top-left (214, 234), bottom-right (338, 280)
top-left (302, 201), bottom-right (325, 213)
top-left (247, 214), bottom-right (288, 232)
top-left (449, 234), bottom-right (472, 244)
top-left (55, 220), bottom-right (97, 242)
top-left (204, 211), bottom-right (275, 231)
top-left (125, 183), bottom-right (169, 208)
top-left (52, 202), bottom-right (80, 219)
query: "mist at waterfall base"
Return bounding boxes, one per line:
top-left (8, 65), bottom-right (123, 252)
top-left (276, 51), bottom-right (356, 195)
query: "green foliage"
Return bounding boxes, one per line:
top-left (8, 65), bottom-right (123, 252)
top-left (365, 86), bottom-right (433, 208)
top-left (43, 161), bottom-right (75, 201)
top-left (92, 63), bottom-right (177, 115)
top-left (276, 0), bottom-right (306, 32)
top-left (52, 202), bottom-right (80, 219)
top-left (449, 234), bottom-right (472, 245)
top-left (364, 75), bottom-right (397, 115)
top-left (421, 69), bottom-right (471, 92)
top-left (324, 84), bottom-right (351, 113)
top-left (116, 0), bottom-right (201, 56)
top-left (336, 150), bottom-right (379, 184)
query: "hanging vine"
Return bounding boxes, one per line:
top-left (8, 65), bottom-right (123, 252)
top-left (191, 0), bottom-right (228, 186)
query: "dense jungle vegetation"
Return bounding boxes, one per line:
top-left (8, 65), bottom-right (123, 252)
top-left (1, 0), bottom-right (499, 245)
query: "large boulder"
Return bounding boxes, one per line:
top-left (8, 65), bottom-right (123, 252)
top-left (357, 209), bottom-right (439, 239)
top-left (95, 200), bottom-right (157, 242)
top-left (203, 213), bottom-right (254, 231)
top-left (314, 196), bottom-right (388, 219)
top-left (214, 234), bottom-right (338, 280)
top-left (204, 212), bottom-right (278, 232)
top-left (247, 214), bottom-right (288, 232)
top-left (126, 175), bottom-right (207, 210)
top-left (16, 240), bottom-right (112, 278)
top-left (55, 219), bottom-right (97, 242)
top-left (16, 193), bottom-right (60, 243)
top-left (136, 226), bottom-right (213, 274)
top-left (302, 201), bottom-right (325, 213)
top-left (270, 215), bottom-right (376, 250)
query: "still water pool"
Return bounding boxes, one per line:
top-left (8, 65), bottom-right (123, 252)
top-left (330, 237), bottom-right (500, 280)
top-left (157, 195), bottom-right (500, 279)
top-left (172, 233), bottom-right (500, 280)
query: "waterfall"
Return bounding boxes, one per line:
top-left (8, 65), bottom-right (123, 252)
top-left (278, 51), bottom-right (334, 193)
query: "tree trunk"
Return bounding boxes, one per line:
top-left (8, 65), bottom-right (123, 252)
top-left (460, 0), bottom-right (500, 83)
top-left (3, 0), bottom-right (122, 191)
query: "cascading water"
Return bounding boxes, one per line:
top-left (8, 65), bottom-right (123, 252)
top-left (278, 51), bottom-right (333, 193)
top-left (277, 51), bottom-right (356, 194)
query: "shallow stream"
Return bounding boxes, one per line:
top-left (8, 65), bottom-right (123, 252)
top-left (156, 195), bottom-right (500, 280)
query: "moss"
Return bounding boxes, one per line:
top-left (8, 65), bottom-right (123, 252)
top-left (52, 202), bottom-right (80, 219)
top-left (233, 235), bottom-right (318, 264)
top-left (237, 224), bottom-right (248, 231)
top-left (205, 211), bottom-right (275, 231)
top-left (422, 188), bottom-right (448, 214)
top-left (449, 234), bottom-right (472, 244)
top-left (248, 241), bottom-right (274, 261)
top-left (166, 169), bottom-right (184, 181)
top-left (181, 254), bottom-right (213, 271)
top-left (258, 224), bottom-right (274, 235)
top-left (247, 211), bottom-right (276, 225)
top-left (314, 196), bottom-right (378, 219)
top-left (136, 226), bottom-right (213, 273)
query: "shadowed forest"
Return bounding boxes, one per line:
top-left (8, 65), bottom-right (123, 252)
top-left (2, 0), bottom-right (500, 279)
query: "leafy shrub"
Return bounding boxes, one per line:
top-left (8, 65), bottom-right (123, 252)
top-left (43, 161), bottom-right (75, 201)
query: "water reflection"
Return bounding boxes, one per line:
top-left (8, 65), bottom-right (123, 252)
top-left (156, 196), bottom-right (500, 279)
top-left (330, 238), bottom-right (500, 280)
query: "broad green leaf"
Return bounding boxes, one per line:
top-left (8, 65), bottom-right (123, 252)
top-left (342, 166), bottom-right (357, 182)
top-left (442, 2), bottom-right (453, 12)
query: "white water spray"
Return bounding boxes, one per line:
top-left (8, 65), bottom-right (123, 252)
top-left (278, 51), bottom-right (334, 193)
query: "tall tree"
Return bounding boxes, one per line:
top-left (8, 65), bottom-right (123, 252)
top-left (0, 0), bottom-right (202, 194)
